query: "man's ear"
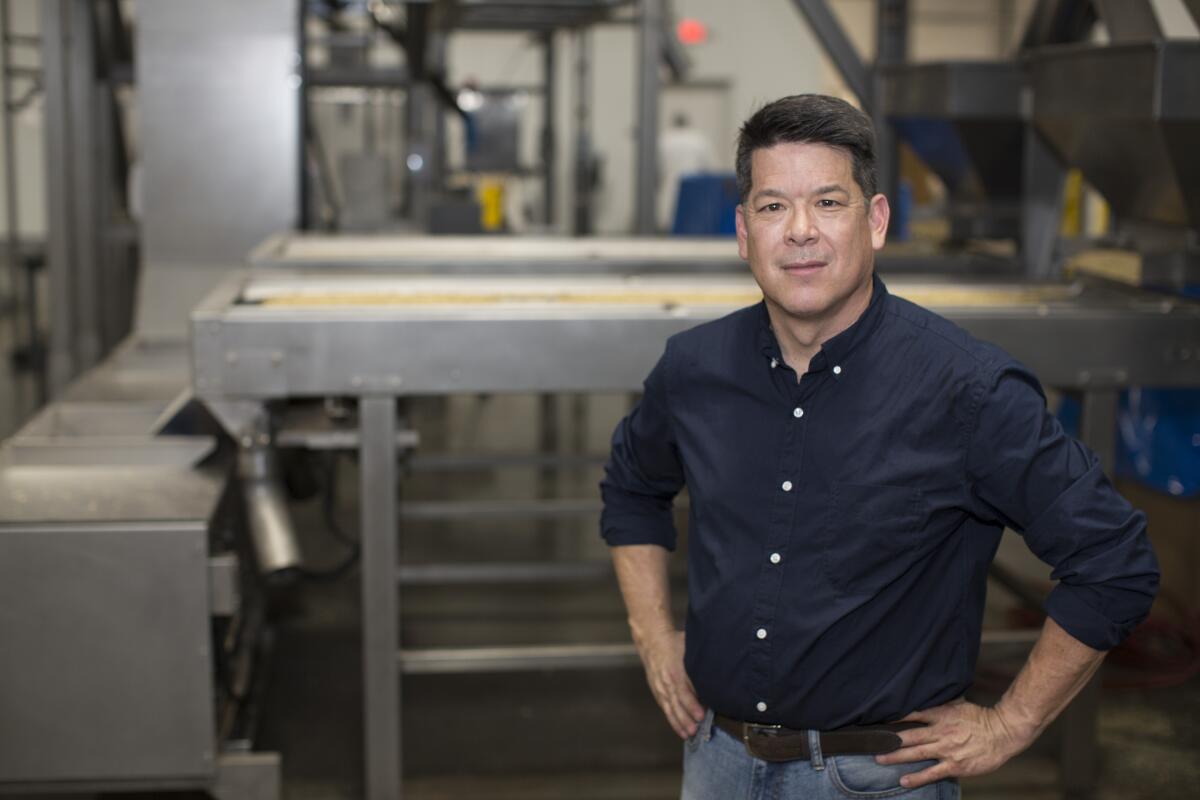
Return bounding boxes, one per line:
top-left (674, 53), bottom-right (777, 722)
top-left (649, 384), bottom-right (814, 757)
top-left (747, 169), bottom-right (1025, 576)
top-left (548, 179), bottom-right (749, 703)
top-left (736, 204), bottom-right (749, 261)
top-left (868, 193), bottom-right (890, 250)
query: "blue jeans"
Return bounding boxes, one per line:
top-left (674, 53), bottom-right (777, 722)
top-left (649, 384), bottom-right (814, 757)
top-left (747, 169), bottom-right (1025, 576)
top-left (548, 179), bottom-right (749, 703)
top-left (682, 710), bottom-right (960, 800)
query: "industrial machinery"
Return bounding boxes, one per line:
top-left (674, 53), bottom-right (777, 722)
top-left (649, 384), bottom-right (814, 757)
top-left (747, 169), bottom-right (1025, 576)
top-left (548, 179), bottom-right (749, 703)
top-left (7, 1), bottom-right (1200, 798)
top-left (1030, 36), bottom-right (1200, 290)
top-left (189, 265), bottom-right (1200, 799)
top-left (0, 339), bottom-right (280, 798)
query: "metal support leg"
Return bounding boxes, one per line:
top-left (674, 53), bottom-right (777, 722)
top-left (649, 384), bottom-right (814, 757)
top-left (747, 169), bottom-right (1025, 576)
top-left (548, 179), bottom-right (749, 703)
top-left (41, 0), bottom-right (75, 396)
top-left (872, 0), bottom-right (907, 222)
top-left (360, 395), bottom-right (400, 800)
top-left (538, 393), bottom-right (560, 555)
top-left (1021, 126), bottom-right (1068, 280)
top-left (634, 0), bottom-right (661, 235)
top-left (572, 29), bottom-right (593, 236)
top-left (541, 31), bottom-right (556, 228)
top-left (1059, 388), bottom-right (1118, 799)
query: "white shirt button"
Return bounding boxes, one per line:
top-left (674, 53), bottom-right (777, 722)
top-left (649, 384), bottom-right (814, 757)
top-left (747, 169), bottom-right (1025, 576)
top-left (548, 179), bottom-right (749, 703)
top-left (770, 552), bottom-right (781, 564)
top-left (770, 358), bottom-right (778, 368)
top-left (833, 365), bottom-right (842, 375)
top-left (781, 481), bottom-right (793, 492)
top-left (756, 701), bottom-right (768, 712)
top-left (793, 407), bottom-right (804, 418)
top-left (756, 628), bottom-right (768, 640)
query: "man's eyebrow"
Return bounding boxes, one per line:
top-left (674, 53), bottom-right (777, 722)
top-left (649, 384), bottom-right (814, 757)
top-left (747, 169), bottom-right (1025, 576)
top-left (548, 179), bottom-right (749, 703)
top-left (749, 184), bottom-right (852, 203)
top-left (749, 188), bottom-right (789, 203)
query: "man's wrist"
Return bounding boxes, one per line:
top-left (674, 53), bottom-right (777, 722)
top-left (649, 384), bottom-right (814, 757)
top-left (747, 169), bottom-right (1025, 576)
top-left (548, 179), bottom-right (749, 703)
top-left (991, 697), bottom-right (1041, 746)
top-left (629, 617), bottom-right (676, 651)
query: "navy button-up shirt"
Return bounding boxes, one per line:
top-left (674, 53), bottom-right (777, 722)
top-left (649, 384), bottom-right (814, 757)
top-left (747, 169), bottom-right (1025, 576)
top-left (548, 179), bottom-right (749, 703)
top-left (600, 274), bottom-right (1158, 730)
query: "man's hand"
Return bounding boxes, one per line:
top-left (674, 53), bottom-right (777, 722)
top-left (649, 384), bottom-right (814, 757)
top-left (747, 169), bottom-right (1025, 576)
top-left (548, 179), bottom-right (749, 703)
top-left (880, 618), bottom-right (1106, 788)
top-left (875, 698), bottom-right (1035, 788)
top-left (611, 544), bottom-right (707, 739)
top-left (636, 629), bottom-right (706, 739)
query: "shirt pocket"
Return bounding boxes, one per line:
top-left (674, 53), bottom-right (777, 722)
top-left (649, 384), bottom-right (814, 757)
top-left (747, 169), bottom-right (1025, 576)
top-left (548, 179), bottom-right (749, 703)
top-left (826, 483), bottom-right (927, 597)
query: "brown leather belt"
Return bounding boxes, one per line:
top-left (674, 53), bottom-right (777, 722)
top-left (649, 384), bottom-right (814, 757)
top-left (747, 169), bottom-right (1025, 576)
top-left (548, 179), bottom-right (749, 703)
top-left (712, 714), bottom-right (924, 763)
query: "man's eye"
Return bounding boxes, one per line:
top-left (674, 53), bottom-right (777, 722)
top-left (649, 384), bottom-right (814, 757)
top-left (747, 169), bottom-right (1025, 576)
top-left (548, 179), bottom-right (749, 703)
top-left (759, 202), bottom-right (783, 213)
top-left (817, 199), bottom-right (842, 208)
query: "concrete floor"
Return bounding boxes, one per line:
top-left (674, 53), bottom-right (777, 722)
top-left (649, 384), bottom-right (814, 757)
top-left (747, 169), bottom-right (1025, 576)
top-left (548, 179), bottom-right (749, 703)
top-left (2, 326), bottom-right (1198, 800)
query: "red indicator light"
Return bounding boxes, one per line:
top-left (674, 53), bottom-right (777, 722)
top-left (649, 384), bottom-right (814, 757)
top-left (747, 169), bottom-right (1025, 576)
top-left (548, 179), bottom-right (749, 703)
top-left (676, 17), bottom-right (708, 45)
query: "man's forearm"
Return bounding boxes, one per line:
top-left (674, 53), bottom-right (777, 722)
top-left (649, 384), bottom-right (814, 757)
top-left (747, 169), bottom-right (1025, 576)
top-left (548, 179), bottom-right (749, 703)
top-left (611, 544), bottom-right (675, 649)
top-left (995, 616), bottom-right (1106, 741)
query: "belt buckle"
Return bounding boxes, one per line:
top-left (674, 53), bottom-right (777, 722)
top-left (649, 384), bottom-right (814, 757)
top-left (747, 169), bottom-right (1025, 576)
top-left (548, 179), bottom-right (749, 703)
top-left (742, 722), bottom-right (783, 743)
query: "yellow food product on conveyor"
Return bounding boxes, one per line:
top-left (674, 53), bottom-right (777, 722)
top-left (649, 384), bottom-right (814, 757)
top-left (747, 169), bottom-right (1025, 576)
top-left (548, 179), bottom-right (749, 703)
top-left (257, 291), bottom-right (766, 307)
top-left (253, 284), bottom-right (1076, 309)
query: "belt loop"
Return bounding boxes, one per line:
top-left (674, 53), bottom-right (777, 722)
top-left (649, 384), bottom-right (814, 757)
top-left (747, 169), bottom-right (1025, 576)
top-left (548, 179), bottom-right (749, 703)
top-left (701, 708), bottom-right (714, 742)
top-left (807, 730), bottom-right (825, 771)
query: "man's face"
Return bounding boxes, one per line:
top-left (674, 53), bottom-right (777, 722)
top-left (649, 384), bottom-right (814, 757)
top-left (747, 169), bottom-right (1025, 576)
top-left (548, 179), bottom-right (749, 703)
top-left (736, 141), bottom-right (889, 327)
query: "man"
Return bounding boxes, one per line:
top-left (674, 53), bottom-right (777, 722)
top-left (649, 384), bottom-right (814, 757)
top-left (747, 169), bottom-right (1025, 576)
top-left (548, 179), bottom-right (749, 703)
top-left (600, 94), bottom-right (1158, 799)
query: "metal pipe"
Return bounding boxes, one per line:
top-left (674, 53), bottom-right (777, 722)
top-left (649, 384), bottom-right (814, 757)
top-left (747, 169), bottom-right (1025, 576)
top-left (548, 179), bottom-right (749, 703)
top-left (238, 444), bottom-right (303, 577)
top-left (541, 30), bottom-right (556, 227)
top-left (634, 0), bottom-right (661, 235)
top-left (66, 0), bottom-right (99, 372)
top-left (1, 0), bottom-right (23, 351)
top-left (41, 0), bottom-right (74, 397)
top-left (572, 28), bottom-right (593, 236)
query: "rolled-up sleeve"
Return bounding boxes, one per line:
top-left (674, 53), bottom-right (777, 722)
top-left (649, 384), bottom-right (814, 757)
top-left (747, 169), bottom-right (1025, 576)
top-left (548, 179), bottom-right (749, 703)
top-left (600, 341), bottom-right (686, 550)
top-left (965, 364), bottom-right (1159, 651)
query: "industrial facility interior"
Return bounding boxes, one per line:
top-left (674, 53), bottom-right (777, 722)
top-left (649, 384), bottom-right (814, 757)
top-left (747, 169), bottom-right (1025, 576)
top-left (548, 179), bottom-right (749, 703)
top-left (1, 0), bottom-right (1199, 798)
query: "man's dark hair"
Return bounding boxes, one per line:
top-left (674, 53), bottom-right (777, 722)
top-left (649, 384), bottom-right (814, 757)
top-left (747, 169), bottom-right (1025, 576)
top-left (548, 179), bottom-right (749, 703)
top-left (735, 94), bottom-right (878, 202)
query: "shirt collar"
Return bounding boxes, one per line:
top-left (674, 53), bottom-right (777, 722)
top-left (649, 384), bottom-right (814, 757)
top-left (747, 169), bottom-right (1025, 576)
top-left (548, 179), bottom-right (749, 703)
top-left (756, 273), bottom-right (890, 372)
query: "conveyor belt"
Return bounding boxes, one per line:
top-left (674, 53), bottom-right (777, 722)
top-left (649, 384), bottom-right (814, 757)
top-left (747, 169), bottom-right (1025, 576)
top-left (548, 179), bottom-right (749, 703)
top-left (246, 280), bottom-right (1080, 310)
top-left (193, 271), bottom-right (1200, 396)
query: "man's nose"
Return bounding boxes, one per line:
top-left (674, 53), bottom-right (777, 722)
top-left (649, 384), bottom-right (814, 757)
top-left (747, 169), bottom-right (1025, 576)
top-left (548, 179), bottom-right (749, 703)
top-left (785, 206), bottom-right (819, 246)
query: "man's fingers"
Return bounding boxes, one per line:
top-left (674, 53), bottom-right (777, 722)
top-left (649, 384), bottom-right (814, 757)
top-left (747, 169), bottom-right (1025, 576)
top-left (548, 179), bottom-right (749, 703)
top-left (667, 689), bottom-right (700, 736)
top-left (876, 744), bottom-right (939, 766)
top-left (657, 692), bottom-right (691, 738)
top-left (676, 677), bottom-right (705, 722)
top-left (894, 726), bottom-right (937, 749)
top-left (899, 761), bottom-right (954, 789)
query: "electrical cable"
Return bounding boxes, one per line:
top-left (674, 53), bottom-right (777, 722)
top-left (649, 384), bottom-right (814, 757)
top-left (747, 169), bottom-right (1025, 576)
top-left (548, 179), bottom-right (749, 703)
top-left (295, 451), bottom-right (362, 582)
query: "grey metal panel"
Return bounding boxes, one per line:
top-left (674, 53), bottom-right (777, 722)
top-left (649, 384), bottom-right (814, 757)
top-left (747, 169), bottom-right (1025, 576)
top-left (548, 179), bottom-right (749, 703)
top-left (60, 336), bottom-right (193, 404)
top-left (134, 0), bottom-right (298, 337)
top-left (0, 522), bottom-right (214, 782)
top-left (0, 466), bottom-right (224, 524)
top-left (15, 402), bottom-right (171, 438)
top-left (1028, 41), bottom-right (1200, 230)
top-left (880, 62), bottom-right (1022, 118)
top-left (0, 437), bottom-right (216, 468)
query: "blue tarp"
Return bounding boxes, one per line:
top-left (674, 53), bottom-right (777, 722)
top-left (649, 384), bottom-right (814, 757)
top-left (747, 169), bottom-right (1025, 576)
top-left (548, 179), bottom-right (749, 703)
top-left (1058, 388), bottom-right (1200, 497)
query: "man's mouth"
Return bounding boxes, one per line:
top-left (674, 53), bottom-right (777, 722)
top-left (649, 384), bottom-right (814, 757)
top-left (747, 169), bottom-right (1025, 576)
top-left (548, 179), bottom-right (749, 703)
top-left (781, 260), bottom-right (827, 274)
